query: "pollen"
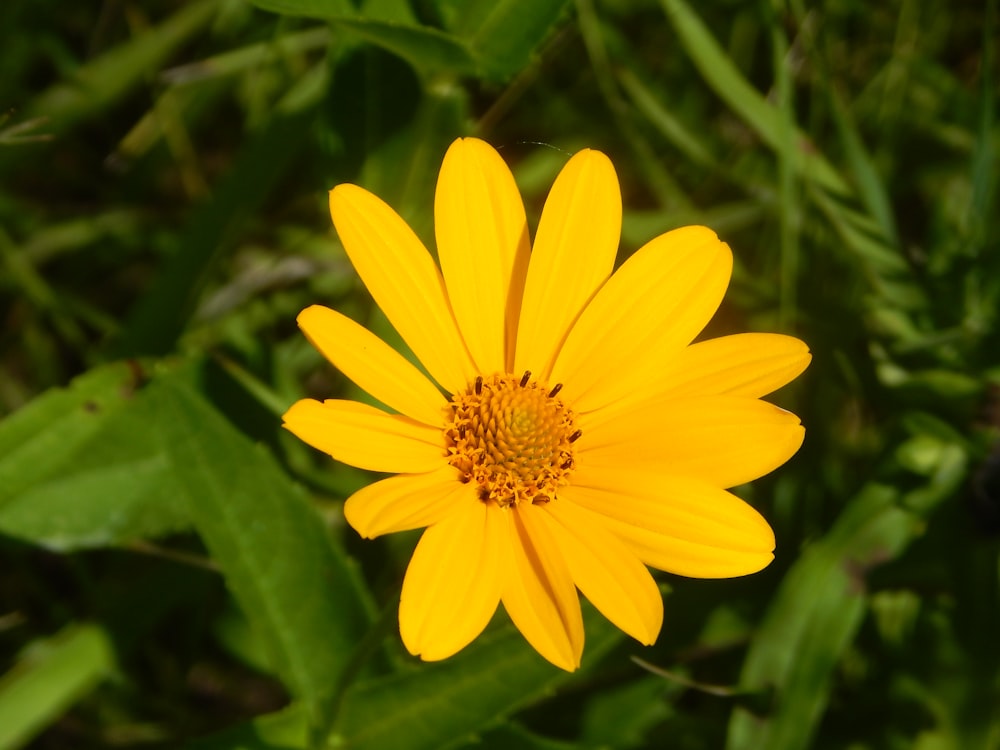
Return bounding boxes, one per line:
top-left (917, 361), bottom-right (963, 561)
top-left (445, 372), bottom-right (579, 508)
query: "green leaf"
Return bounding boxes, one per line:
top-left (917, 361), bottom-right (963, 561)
top-left (249, 0), bottom-right (477, 75)
top-left (455, 721), bottom-right (581, 750)
top-left (578, 675), bottom-right (673, 748)
top-left (333, 610), bottom-right (624, 750)
top-left (147, 373), bottom-right (372, 737)
top-left (247, 0), bottom-right (569, 81)
top-left (188, 610), bottom-right (626, 750)
top-left (0, 624), bottom-right (116, 750)
top-left (0, 361), bottom-right (190, 550)
top-left (726, 484), bottom-right (927, 750)
top-left (184, 706), bottom-right (309, 750)
top-left (0, 359), bottom-right (373, 737)
top-left (459, 0), bottom-right (570, 79)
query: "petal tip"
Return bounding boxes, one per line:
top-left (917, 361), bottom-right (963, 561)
top-left (281, 397), bottom-right (319, 425)
top-left (574, 147), bottom-right (614, 173)
top-left (328, 183), bottom-right (369, 216)
top-left (296, 303), bottom-right (327, 329)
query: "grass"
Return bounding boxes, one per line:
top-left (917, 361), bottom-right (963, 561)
top-left (0, 0), bottom-right (998, 748)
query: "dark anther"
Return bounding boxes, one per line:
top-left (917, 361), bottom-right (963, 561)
top-left (458, 425), bottom-right (467, 439)
top-left (520, 370), bottom-right (531, 387)
top-left (474, 375), bottom-right (483, 395)
top-left (478, 487), bottom-right (491, 502)
top-left (568, 429), bottom-right (582, 443)
top-left (548, 383), bottom-right (563, 398)
top-left (459, 474), bottom-right (471, 483)
top-left (560, 458), bottom-right (574, 471)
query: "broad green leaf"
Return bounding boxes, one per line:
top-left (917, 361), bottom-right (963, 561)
top-left (184, 706), bottom-right (309, 750)
top-left (187, 710), bottom-right (587, 750)
top-left (187, 610), bottom-right (626, 750)
top-left (0, 361), bottom-right (190, 549)
top-left (247, 0), bottom-right (569, 81)
top-left (249, 0), bottom-right (477, 76)
top-left (148, 373), bottom-right (372, 737)
top-left (459, 0), bottom-right (570, 79)
top-left (726, 484), bottom-right (930, 750)
top-left (315, 17), bottom-right (476, 76)
top-left (332, 611), bottom-right (625, 750)
top-left (0, 625), bottom-right (116, 750)
top-left (455, 722), bottom-right (580, 750)
top-left (578, 675), bottom-right (674, 748)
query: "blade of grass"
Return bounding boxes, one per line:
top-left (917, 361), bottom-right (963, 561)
top-left (659, 0), bottom-right (911, 283)
top-left (113, 63), bottom-right (326, 358)
top-left (617, 66), bottom-right (718, 170)
top-left (770, 16), bottom-right (800, 328)
top-left (0, 0), bottom-right (220, 175)
top-left (726, 481), bottom-right (944, 750)
top-left (660, 0), bottom-right (845, 195)
top-left (576, 0), bottom-right (691, 211)
top-left (0, 625), bottom-right (116, 750)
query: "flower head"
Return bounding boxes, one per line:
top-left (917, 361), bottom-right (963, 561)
top-left (283, 138), bottom-right (810, 671)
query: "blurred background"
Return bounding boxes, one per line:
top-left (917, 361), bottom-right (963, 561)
top-left (1, 0), bottom-right (998, 748)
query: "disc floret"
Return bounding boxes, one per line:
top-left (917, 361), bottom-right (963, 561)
top-left (445, 372), bottom-right (579, 508)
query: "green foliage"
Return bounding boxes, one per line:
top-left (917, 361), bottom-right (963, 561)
top-left (246, 0), bottom-right (570, 80)
top-left (0, 361), bottom-right (191, 549)
top-left (1, 0), bottom-right (998, 748)
top-left (0, 625), bottom-right (115, 749)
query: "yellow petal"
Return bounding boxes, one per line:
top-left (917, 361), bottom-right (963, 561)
top-left (282, 399), bottom-right (443, 473)
top-left (578, 395), bottom-right (804, 489)
top-left (515, 149), bottom-right (621, 379)
top-left (565, 469), bottom-right (775, 577)
top-left (501, 504), bottom-right (585, 671)
top-left (329, 184), bottom-right (476, 394)
top-left (435, 138), bottom-right (531, 374)
top-left (551, 226), bottom-right (732, 413)
top-left (399, 499), bottom-right (504, 661)
top-left (344, 465), bottom-right (464, 539)
top-left (657, 333), bottom-right (811, 399)
top-left (542, 500), bottom-right (663, 645)
top-left (297, 305), bottom-right (447, 426)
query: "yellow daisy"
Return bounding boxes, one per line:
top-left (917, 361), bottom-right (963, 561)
top-left (283, 138), bottom-right (810, 671)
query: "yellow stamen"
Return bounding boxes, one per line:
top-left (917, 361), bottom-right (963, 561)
top-left (445, 373), bottom-right (579, 508)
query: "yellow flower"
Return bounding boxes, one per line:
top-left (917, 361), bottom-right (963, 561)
top-left (283, 138), bottom-right (810, 671)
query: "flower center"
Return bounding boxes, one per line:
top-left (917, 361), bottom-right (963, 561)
top-left (445, 372), bottom-right (580, 508)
